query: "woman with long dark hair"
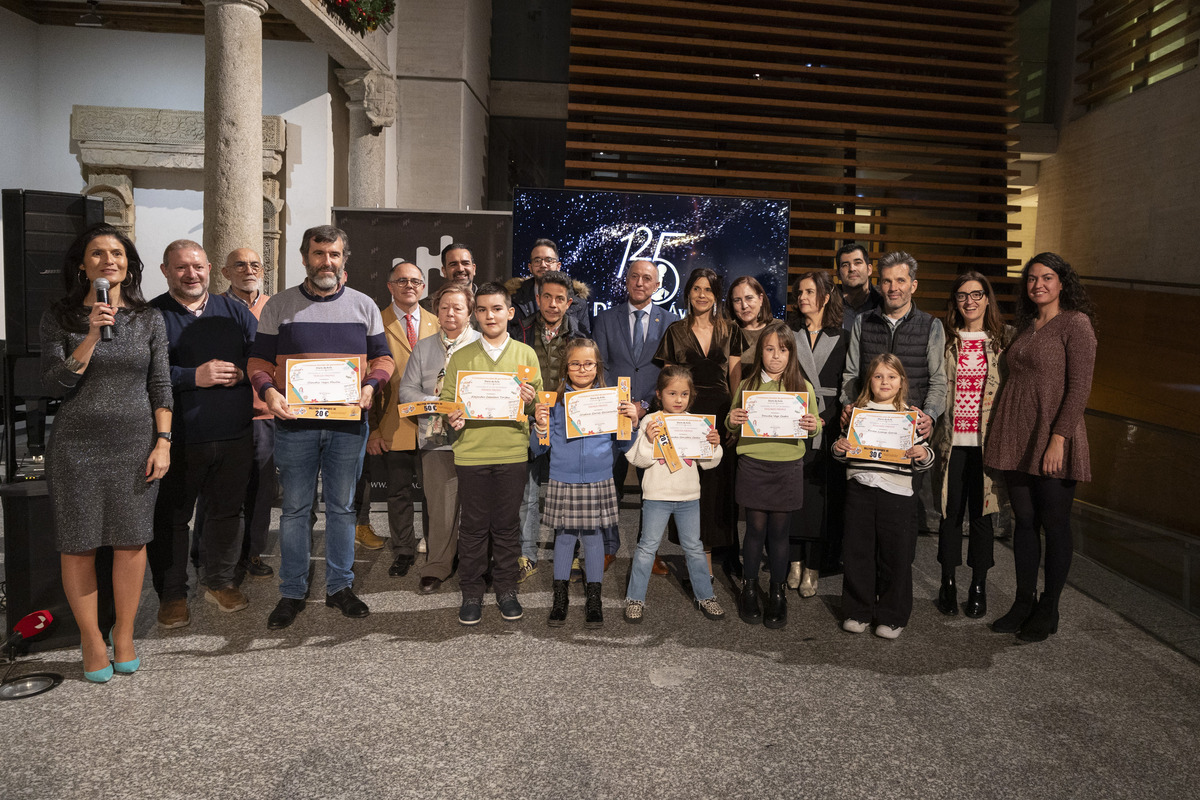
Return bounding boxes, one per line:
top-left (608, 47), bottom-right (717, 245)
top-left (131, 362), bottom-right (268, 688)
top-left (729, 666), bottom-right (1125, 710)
top-left (654, 267), bottom-right (738, 575)
top-left (788, 270), bottom-right (850, 597)
top-left (41, 223), bottom-right (173, 682)
top-left (985, 253), bottom-right (1096, 642)
top-left (931, 272), bottom-right (1012, 619)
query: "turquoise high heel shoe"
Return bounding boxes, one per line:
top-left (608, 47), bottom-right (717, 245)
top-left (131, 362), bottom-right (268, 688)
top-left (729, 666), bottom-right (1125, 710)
top-left (84, 663), bottom-right (114, 683)
top-left (108, 626), bottom-right (141, 675)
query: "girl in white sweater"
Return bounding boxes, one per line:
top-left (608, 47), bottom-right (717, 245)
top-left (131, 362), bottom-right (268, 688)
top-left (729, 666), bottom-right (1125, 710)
top-left (624, 366), bottom-right (726, 623)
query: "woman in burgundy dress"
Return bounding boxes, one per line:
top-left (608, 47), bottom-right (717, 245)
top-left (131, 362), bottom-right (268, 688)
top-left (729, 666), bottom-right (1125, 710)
top-left (985, 253), bottom-right (1096, 643)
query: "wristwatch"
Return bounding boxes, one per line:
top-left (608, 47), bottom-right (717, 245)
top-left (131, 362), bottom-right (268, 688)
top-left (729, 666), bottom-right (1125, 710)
top-left (157, 432), bottom-right (172, 442)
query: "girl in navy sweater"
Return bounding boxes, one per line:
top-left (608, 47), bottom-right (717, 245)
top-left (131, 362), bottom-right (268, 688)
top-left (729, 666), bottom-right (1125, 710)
top-left (532, 339), bottom-right (639, 628)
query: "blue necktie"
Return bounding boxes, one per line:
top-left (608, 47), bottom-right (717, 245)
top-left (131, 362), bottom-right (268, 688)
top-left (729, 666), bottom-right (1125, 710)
top-left (632, 309), bottom-right (646, 359)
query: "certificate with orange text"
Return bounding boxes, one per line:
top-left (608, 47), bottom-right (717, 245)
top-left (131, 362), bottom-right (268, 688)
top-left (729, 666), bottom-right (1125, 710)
top-left (844, 408), bottom-right (917, 464)
top-left (455, 371), bottom-right (523, 420)
top-left (284, 357), bottom-right (362, 420)
top-left (741, 391), bottom-right (809, 439)
top-left (564, 387), bottom-right (620, 438)
top-left (654, 414), bottom-right (717, 460)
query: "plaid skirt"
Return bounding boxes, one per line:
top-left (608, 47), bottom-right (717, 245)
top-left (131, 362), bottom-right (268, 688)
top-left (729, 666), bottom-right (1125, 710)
top-left (542, 478), bottom-right (620, 530)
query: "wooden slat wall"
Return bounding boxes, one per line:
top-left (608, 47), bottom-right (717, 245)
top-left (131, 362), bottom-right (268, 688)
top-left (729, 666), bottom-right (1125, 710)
top-left (1075, 0), bottom-right (1200, 109)
top-left (567, 0), bottom-right (1019, 296)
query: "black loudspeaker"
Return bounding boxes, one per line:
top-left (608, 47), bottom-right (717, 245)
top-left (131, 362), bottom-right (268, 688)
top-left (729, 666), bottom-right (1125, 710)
top-left (1, 481), bottom-right (114, 653)
top-left (2, 189), bottom-right (105, 358)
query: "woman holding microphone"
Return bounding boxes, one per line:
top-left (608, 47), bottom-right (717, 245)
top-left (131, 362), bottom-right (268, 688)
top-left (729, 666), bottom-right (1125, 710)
top-left (41, 224), bottom-right (172, 682)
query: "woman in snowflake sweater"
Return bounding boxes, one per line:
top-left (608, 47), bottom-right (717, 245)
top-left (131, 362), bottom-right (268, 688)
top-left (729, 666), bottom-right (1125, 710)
top-left (930, 272), bottom-right (1012, 620)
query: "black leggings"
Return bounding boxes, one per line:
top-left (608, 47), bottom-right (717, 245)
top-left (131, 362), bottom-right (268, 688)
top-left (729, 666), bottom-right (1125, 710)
top-left (1006, 471), bottom-right (1077, 600)
top-left (743, 509), bottom-right (791, 584)
top-left (937, 447), bottom-right (995, 574)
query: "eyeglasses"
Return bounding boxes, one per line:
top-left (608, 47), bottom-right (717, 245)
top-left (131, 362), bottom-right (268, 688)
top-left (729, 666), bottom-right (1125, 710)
top-left (567, 361), bottom-right (597, 371)
top-left (231, 261), bottom-right (262, 273)
top-left (954, 290), bottom-right (985, 302)
top-left (530, 257), bottom-right (560, 266)
top-left (389, 278), bottom-right (425, 288)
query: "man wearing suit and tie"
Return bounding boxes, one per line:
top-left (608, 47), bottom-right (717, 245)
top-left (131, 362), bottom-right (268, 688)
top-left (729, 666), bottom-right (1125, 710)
top-left (368, 261), bottom-right (440, 577)
top-left (592, 259), bottom-right (678, 560)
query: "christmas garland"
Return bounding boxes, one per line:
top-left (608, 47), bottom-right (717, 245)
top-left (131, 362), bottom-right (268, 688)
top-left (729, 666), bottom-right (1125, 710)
top-left (324, 0), bottom-right (395, 34)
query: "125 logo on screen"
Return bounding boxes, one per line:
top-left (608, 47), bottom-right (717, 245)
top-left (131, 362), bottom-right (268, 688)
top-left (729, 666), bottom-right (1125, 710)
top-left (617, 227), bottom-right (685, 306)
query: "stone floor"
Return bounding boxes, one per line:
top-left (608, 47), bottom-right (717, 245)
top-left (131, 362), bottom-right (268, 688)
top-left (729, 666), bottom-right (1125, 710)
top-left (3, 505), bottom-right (1200, 800)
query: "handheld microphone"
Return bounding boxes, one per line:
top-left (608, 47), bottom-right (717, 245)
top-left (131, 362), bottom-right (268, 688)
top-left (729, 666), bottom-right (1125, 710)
top-left (2, 609), bottom-right (53, 652)
top-left (94, 277), bottom-right (113, 342)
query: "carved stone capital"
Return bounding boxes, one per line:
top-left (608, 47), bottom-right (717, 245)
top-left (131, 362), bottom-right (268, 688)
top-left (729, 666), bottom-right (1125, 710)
top-left (201, 0), bottom-right (269, 13)
top-left (83, 170), bottom-right (135, 239)
top-left (336, 68), bottom-right (397, 128)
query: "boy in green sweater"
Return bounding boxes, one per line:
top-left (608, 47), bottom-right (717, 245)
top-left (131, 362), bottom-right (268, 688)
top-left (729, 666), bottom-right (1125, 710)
top-left (442, 283), bottom-right (542, 625)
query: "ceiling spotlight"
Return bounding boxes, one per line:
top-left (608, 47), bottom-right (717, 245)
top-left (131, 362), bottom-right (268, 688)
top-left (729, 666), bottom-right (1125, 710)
top-left (77, 0), bottom-right (103, 27)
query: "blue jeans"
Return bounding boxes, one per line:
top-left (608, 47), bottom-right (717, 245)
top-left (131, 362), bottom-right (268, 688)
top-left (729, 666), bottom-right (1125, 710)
top-left (275, 422), bottom-right (368, 599)
top-left (626, 499), bottom-right (713, 603)
top-left (518, 451), bottom-right (549, 561)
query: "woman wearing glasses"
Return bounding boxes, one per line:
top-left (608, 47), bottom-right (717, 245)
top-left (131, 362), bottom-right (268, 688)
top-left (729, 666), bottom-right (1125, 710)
top-left (931, 273), bottom-right (1012, 619)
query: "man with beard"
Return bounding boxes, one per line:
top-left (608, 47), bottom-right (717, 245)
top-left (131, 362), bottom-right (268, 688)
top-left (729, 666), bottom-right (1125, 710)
top-left (248, 225), bottom-right (395, 630)
top-left (836, 242), bottom-right (883, 332)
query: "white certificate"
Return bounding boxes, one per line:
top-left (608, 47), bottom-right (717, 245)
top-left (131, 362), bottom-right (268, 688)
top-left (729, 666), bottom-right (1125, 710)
top-left (285, 358), bottom-right (360, 405)
top-left (742, 391), bottom-right (809, 439)
top-left (565, 387), bottom-right (619, 438)
top-left (455, 370), bottom-right (523, 420)
top-left (844, 408), bottom-right (918, 464)
top-left (662, 414), bottom-right (717, 460)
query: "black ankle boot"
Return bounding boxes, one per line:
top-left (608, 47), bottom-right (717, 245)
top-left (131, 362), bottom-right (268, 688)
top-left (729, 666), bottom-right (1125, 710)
top-left (548, 580), bottom-right (569, 627)
top-left (936, 573), bottom-right (958, 616)
top-left (583, 582), bottom-right (603, 628)
top-left (1017, 594), bottom-right (1059, 642)
top-left (763, 581), bottom-right (787, 629)
top-left (739, 580), bottom-right (763, 625)
top-left (964, 579), bottom-right (987, 618)
top-left (991, 591), bottom-right (1036, 633)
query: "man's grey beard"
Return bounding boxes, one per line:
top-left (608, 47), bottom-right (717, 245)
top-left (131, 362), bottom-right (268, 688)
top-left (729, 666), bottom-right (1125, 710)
top-left (309, 272), bottom-right (338, 290)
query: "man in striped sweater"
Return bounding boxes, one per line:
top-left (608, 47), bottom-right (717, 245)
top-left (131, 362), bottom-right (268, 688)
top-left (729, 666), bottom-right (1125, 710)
top-left (248, 225), bottom-right (395, 630)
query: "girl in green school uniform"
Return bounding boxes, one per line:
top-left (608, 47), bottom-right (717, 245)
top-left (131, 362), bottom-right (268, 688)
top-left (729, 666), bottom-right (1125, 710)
top-left (727, 320), bottom-right (821, 629)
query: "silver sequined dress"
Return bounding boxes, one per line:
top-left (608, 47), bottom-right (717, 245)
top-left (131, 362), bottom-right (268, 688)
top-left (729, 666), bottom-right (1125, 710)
top-left (40, 307), bottom-right (173, 553)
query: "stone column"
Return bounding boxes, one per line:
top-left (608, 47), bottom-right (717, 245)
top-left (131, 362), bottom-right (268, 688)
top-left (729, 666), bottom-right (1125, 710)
top-left (203, 0), bottom-right (267, 290)
top-left (335, 69), bottom-right (397, 208)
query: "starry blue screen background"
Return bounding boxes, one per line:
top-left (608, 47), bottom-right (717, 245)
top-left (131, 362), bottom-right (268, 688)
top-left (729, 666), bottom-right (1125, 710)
top-left (512, 188), bottom-right (791, 319)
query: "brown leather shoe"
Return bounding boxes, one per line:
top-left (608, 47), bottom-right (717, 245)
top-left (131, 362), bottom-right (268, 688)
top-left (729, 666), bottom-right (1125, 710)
top-left (204, 585), bottom-right (249, 613)
top-left (419, 576), bottom-right (442, 594)
top-left (604, 554), bottom-right (616, 572)
top-left (651, 557), bottom-right (669, 576)
top-left (157, 598), bottom-right (191, 629)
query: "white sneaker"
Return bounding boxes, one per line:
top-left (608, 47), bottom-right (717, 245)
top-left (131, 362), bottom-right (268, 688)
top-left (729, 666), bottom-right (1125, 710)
top-left (417, 538), bottom-right (427, 554)
top-left (842, 618), bottom-right (869, 634)
top-left (875, 624), bottom-right (904, 639)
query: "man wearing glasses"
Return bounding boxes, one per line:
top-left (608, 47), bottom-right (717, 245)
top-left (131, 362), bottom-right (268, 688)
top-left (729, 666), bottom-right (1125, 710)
top-left (507, 238), bottom-right (592, 337)
top-left (368, 261), bottom-right (440, 577)
top-left (212, 248), bottom-right (277, 580)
